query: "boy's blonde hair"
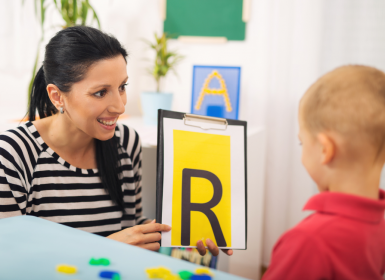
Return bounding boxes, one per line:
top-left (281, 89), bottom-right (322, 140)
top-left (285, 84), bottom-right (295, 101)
top-left (301, 65), bottom-right (385, 153)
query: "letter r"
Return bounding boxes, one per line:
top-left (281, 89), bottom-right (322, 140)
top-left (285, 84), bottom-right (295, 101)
top-left (181, 168), bottom-right (227, 247)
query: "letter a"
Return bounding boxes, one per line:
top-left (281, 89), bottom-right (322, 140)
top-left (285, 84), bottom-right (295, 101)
top-left (181, 168), bottom-right (227, 247)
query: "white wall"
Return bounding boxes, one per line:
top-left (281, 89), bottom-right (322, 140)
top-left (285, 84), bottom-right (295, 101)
top-left (0, 0), bottom-right (38, 117)
top-left (260, 0), bottom-right (385, 267)
top-left (320, 0), bottom-right (385, 74)
top-left (258, 0), bottom-right (325, 267)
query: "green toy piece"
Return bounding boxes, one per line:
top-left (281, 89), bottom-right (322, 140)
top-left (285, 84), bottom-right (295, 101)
top-left (100, 258), bottom-right (110, 266)
top-left (89, 258), bottom-right (98, 265)
top-left (89, 257), bottom-right (110, 266)
top-left (179, 270), bottom-right (194, 279)
top-left (112, 273), bottom-right (121, 280)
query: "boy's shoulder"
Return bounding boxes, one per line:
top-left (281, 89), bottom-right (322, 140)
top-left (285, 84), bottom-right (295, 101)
top-left (294, 211), bottom-right (341, 235)
top-left (265, 191), bottom-right (385, 280)
top-left (277, 190), bottom-right (385, 250)
top-left (276, 212), bottom-right (338, 247)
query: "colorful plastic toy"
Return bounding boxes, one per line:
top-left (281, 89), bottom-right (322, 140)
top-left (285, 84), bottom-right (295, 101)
top-left (164, 274), bottom-right (182, 280)
top-left (145, 266), bottom-right (172, 278)
top-left (89, 257), bottom-right (110, 266)
top-left (112, 273), bottom-right (121, 280)
top-left (99, 270), bottom-right (120, 279)
top-left (191, 275), bottom-right (212, 280)
top-left (195, 268), bottom-right (214, 276)
top-left (56, 264), bottom-right (77, 274)
top-left (178, 270), bottom-right (194, 279)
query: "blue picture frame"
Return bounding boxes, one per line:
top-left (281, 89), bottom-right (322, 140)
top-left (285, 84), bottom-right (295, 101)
top-left (191, 65), bottom-right (241, 120)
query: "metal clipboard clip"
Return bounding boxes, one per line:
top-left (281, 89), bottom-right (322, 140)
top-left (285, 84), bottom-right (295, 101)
top-left (183, 113), bottom-right (228, 131)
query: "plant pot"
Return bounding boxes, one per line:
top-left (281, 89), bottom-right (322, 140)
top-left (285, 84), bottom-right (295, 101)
top-left (141, 92), bottom-right (173, 125)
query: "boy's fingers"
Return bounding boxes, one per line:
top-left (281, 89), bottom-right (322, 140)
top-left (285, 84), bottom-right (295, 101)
top-left (150, 219), bottom-right (156, 224)
top-left (206, 238), bottom-right (219, 256)
top-left (196, 240), bottom-right (207, 256)
top-left (221, 249), bottom-right (233, 256)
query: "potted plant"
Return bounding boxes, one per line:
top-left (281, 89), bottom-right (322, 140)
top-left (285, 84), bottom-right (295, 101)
top-left (141, 33), bottom-right (184, 125)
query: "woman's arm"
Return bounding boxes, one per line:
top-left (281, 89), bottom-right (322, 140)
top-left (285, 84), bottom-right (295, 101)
top-left (0, 134), bottom-right (29, 218)
top-left (0, 161), bottom-right (27, 218)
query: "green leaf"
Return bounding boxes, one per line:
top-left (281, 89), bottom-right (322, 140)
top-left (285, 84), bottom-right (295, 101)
top-left (60, 0), bottom-right (71, 27)
top-left (87, 1), bottom-right (100, 28)
top-left (40, 0), bottom-right (46, 28)
top-left (61, 0), bottom-right (73, 27)
top-left (80, 1), bottom-right (88, 25)
top-left (34, 0), bottom-right (38, 17)
top-left (72, 0), bottom-right (78, 24)
top-left (143, 33), bottom-right (184, 92)
top-left (92, 8), bottom-right (101, 28)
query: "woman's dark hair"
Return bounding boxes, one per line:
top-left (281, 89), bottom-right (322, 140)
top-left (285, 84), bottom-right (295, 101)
top-left (28, 26), bottom-right (128, 213)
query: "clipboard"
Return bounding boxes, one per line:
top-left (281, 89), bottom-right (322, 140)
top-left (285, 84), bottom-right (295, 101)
top-left (156, 110), bottom-right (247, 250)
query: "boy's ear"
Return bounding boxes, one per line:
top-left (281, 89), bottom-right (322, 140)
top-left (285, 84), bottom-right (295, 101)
top-left (317, 133), bottom-right (335, 164)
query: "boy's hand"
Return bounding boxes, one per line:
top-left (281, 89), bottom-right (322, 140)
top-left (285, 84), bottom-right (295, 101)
top-left (196, 238), bottom-right (234, 257)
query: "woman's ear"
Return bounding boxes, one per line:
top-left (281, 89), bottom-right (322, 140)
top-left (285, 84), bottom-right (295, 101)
top-left (317, 133), bottom-right (336, 164)
top-left (46, 84), bottom-right (64, 110)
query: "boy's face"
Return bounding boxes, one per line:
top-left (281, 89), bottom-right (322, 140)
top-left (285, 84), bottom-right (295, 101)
top-left (298, 108), bottom-right (329, 192)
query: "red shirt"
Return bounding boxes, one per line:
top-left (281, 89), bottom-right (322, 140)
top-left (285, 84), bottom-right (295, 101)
top-left (263, 190), bottom-right (385, 280)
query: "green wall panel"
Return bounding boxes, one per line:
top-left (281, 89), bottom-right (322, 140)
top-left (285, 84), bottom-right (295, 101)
top-left (164, 0), bottom-right (246, 41)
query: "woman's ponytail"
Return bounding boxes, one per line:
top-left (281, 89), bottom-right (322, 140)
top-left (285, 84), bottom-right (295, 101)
top-left (95, 138), bottom-right (125, 213)
top-left (28, 66), bottom-right (57, 121)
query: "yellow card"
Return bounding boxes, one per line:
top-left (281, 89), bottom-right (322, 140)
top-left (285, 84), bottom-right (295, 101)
top-left (171, 130), bottom-right (231, 247)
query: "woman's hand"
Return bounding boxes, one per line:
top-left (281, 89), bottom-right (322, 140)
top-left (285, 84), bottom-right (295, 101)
top-left (196, 238), bottom-right (233, 257)
top-left (106, 220), bottom-right (171, 251)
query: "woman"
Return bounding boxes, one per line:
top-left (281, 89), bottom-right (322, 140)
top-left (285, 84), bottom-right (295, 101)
top-left (0, 26), bottom-right (231, 257)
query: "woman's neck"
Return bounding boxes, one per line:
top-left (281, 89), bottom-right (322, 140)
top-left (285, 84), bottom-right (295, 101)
top-left (33, 114), bottom-right (96, 168)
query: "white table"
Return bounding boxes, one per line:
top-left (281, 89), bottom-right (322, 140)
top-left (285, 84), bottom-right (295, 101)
top-left (0, 216), bottom-right (247, 280)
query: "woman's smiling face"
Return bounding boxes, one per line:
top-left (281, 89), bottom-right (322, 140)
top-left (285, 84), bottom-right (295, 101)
top-left (62, 55), bottom-right (128, 141)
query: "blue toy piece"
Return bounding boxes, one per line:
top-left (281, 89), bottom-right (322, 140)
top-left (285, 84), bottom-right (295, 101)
top-left (99, 270), bottom-right (120, 279)
top-left (191, 274), bottom-right (212, 280)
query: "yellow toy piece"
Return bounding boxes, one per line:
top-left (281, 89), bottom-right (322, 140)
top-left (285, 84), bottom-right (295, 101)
top-left (56, 264), bottom-right (77, 274)
top-left (163, 273), bottom-right (182, 280)
top-left (195, 267), bottom-right (214, 276)
top-left (145, 266), bottom-right (172, 279)
top-left (194, 70), bottom-right (233, 112)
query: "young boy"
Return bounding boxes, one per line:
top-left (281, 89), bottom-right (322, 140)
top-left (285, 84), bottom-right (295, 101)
top-left (263, 65), bottom-right (385, 280)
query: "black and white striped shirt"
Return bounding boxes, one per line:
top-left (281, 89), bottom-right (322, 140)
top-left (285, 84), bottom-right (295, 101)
top-left (0, 121), bottom-right (146, 236)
